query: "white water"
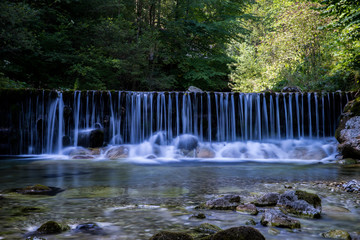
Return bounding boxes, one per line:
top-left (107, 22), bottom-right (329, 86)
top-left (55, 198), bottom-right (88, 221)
top-left (6, 91), bottom-right (353, 158)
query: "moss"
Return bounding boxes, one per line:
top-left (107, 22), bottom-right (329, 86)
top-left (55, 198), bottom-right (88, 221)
top-left (295, 190), bottom-right (321, 208)
top-left (211, 227), bottom-right (265, 240)
top-left (194, 223), bottom-right (222, 234)
top-left (149, 231), bottom-right (194, 240)
top-left (24, 184), bottom-right (51, 191)
top-left (37, 221), bottom-right (70, 234)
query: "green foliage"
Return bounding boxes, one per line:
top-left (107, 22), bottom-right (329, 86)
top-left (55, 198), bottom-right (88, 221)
top-left (0, 0), bottom-right (251, 91)
top-left (228, 0), bottom-right (359, 92)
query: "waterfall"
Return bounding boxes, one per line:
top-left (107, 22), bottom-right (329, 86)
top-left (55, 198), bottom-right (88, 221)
top-left (0, 90), bottom-right (353, 155)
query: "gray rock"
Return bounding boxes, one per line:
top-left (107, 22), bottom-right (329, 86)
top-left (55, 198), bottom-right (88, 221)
top-left (205, 194), bottom-right (241, 210)
top-left (105, 146), bottom-right (129, 160)
top-left (321, 229), bottom-right (351, 240)
top-left (176, 134), bottom-right (199, 151)
top-left (337, 116), bottom-right (360, 159)
top-left (236, 204), bottom-right (258, 215)
top-left (211, 226), bottom-right (265, 240)
top-left (277, 190), bottom-right (321, 218)
top-left (187, 86), bottom-right (203, 92)
top-left (261, 209), bottom-right (301, 229)
top-left (254, 192), bottom-right (280, 207)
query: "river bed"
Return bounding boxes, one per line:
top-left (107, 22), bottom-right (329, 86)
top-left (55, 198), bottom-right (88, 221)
top-left (0, 158), bottom-right (359, 239)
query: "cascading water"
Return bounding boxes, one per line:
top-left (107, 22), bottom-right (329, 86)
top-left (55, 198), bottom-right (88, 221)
top-left (0, 90), bottom-right (354, 161)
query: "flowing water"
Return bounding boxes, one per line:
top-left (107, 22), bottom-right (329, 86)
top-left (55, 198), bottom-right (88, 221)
top-left (0, 90), bottom-right (359, 239)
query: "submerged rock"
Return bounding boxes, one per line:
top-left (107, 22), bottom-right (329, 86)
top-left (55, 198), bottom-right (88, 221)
top-left (194, 223), bottom-right (222, 234)
top-left (211, 226), bottom-right (265, 240)
top-left (150, 231), bottom-right (193, 240)
top-left (176, 134), bottom-right (199, 151)
top-left (74, 222), bottom-right (105, 235)
top-left (236, 204), bottom-right (258, 215)
top-left (261, 209), bottom-right (301, 229)
top-left (245, 219), bottom-right (256, 226)
top-left (204, 194), bottom-right (241, 210)
top-left (321, 229), bottom-right (351, 240)
top-left (3, 184), bottom-right (64, 196)
top-left (253, 192), bottom-right (280, 207)
top-left (277, 190), bottom-right (322, 218)
top-left (190, 213), bottom-right (206, 219)
top-left (36, 221), bottom-right (70, 234)
top-left (105, 146), bottom-right (129, 159)
top-left (71, 155), bottom-right (95, 160)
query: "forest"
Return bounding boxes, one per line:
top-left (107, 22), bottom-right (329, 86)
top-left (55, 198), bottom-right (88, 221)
top-left (0, 0), bottom-right (359, 92)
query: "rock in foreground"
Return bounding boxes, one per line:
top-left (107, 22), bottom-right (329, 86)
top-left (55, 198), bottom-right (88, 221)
top-left (150, 231), bottom-right (193, 240)
top-left (211, 226), bottom-right (265, 240)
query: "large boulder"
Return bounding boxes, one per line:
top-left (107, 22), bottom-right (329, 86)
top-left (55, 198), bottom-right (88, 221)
top-left (260, 209), bottom-right (301, 229)
top-left (337, 116), bottom-right (360, 159)
top-left (335, 96), bottom-right (360, 159)
top-left (204, 194), bottom-right (241, 210)
top-left (211, 226), bottom-right (265, 240)
top-left (175, 134), bottom-right (199, 151)
top-left (78, 129), bottom-right (104, 148)
top-left (105, 146), bottom-right (129, 160)
top-left (277, 190), bottom-right (322, 218)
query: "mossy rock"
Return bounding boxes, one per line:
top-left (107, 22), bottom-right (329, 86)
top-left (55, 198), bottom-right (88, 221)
top-left (211, 226), bottom-right (265, 240)
top-left (37, 221), bottom-right (70, 234)
top-left (149, 231), bottom-right (193, 240)
top-left (321, 229), bottom-right (351, 240)
top-left (295, 190), bottom-right (321, 208)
